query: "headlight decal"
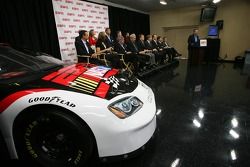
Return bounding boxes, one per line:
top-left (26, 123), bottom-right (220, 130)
top-left (108, 97), bottom-right (143, 119)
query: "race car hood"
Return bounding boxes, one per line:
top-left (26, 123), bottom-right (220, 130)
top-left (42, 63), bottom-right (138, 100)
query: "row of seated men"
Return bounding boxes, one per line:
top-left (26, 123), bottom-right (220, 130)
top-left (75, 28), bottom-right (181, 74)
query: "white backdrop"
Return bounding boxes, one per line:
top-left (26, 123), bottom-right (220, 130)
top-left (52, 0), bottom-right (109, 64)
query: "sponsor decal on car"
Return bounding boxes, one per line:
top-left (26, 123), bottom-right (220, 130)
top-left (28, 96), bottom-right (76, 108)
top-left (42, 64), bottom-right (119, 99)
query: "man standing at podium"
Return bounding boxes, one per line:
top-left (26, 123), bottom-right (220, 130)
top-left (188, 29), bottom-right (200, 62)
top-left (188, 28), bottom-right (200, 49)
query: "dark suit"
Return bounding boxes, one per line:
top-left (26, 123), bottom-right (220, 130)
top-left (75, 37), bottom-right (100, 64)
top-left (144, 40), bottom-right (154, 50)
top-left (136, 40), bottom-right (146, 52)
top-left (151, 40), bottom-right (159, 50)
top-left (105, 35), bottom-right (114, 48)
top-left (188, 34), bottom-right (200, 50)
top-left (127, 41), bottom-right (150, 66)
top-left (114, 42), bottom-right (138, 72)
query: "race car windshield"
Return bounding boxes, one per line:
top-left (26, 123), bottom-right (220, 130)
top-left (0, 47), bottom-right (61, 79)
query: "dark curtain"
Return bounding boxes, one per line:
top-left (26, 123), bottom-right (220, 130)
top-left (0, 0), bottom-right (61, 59)
top-left (108, 6), bottom-right (150, 38)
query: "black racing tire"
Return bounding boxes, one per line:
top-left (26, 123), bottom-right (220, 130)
top-left (13, 106), bottom-right (94, 167)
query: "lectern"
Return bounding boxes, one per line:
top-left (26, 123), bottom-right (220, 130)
top-left (189, 46), bottom-right (207, 65)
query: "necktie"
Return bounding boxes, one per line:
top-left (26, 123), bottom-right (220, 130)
top-left (83, 42), bottom-right (89, 53)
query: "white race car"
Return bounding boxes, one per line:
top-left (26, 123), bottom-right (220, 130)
top-left (0, 45), bottom-right (157, 166)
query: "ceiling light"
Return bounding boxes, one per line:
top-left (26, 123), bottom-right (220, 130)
top-left (213, 0), bottom-right (221, 4)
top-left (229, 129), bottom-right (239, 139)
top-left (230, 150), bottom-right (237, 161)
top-left (193, 119), bottom-right (201, 128)
top-left (198, 108), bottom-right (204, 119)
top-left (231, 118), bottom-right (238, 128)
top-left (160, 0), bottom-right (167, 5)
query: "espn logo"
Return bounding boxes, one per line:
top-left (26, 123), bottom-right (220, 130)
top-left (72, 7), bottom-right (79, 11)
top-left (67, 13), bottom-right (75, 16)
top-left (96, 16), bottom-right (101, 19)
top-left (103, 7), bottom-right (108, 10)
top-left (76, 2), bottom-right (83, 6)
top-left (69, 25), bottom-right (76, 28)
top-left (55, 11), bottom-right (64, 15)
top-left (78, 14), bottom-right (84, 17)
top-left (88, 26), bottom-right (94, 29)
top-left (73, 19), bottom-right (80, 22)
top-left (83, 20), bottom-right (89, 23)
top-left (82, 9), bottom-right (88, 12)
top-left (95, 6), bottom-right (100, 9)
top-left (60, 5), bottom-right (68, 9)
top-left (96, 26), bottom-right (102, 29)
top-left (59, 37), bottom-right (67, 40)
top-left (54, 0), bottom-right (62, 1)
top-left (103, 17), bottom-right (108, 20)
top-left (57, 24), bottom-right (66, 27)
top-left (61, 48), bottom-right (69, 52)
top-left (90, 10), bottom-right (97, 13)
top-left (87, 15), bottom-right (93, 18)
top-left (65, 0), bottom-right (73, 4)
top-left (86, 4), bottom-right (92, 8)
top-left (99, 12), bottom-right (104, 14)
top-left (79, 25), bottom-right (86, 28)
top-left (100, 21), bottom-right (105, 24)
top-left (91, 21), bottom-right (98, 24)
top-left (65, 42), bottom-right (73, 46)
top-left (62, 18), bottom-right (70, 22)
top-left (64, 30), bottom-right (72, 33)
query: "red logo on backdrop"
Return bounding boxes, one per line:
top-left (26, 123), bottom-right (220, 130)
top-left (68, 53), bottom-right (75, 57)
top-left (78, 14), bottom-right (84, 17)
top-left (87, 15), bottom-right (93, 18)
top-left (79, 25), bottom-right (86, 28)
top-left (83, 20), bottom-right (89, 23)
top-left (54, 0), bottom-right (62, 2)
top-left (69, 25), bottom-right (76, 28)
top-left (100, 21), bottom-right (105, 24)
top-left (60, 5), bottom-right (68, 9)
top-left (99, 12), bottom-right (104, 14)
top-left (65, 42), bottom-right (73, 45)
top-left (73, 19), bottom-right (80, 22)
top-left (59, 37), bottom-right (67, 40)
top-left (96, 16), bottom-right (101, 19)
top-left (61, 48), bottom-right (69, 52)
top-left (64, 30), bottom-right (72, 33)
top-left (90, 10), bottom-right (97, 13)
top-left (67, 13), bottom-right (75, 16)
top-left (91, 21), bottom-right (98, 24)
top-left (103, 17), bottom-right (108, 20)
top-left (88, 26), bottom-right (94, 29)
top-left (57, 24), bottom-right (66, 27)
top-left (76, 2), bottom-right (83, 6)
top-left (86, 4), bottom-right (92, 8)
top-left (82, 9), bottom-right (88, 12)
top-left (55, 11), bottom-right (64, 15)
top-left (65, 0), bottom-right (73, 4)
top-left (72, 7), bottom-right (79, 11)
top-left (62, 18), bottom-right (70, 22)
top-left (95, 6), bottom-right (100, 9)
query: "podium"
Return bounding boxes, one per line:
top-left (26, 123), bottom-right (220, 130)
top-left (189, 46), bottom-right (207, 65)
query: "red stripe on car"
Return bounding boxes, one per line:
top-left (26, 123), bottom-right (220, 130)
top-left (104, 69), bottom-right (119, 78)
top-left (94, 82), bottom-right (110, 98)
top-left (0, 88), bottom-right (55, 113)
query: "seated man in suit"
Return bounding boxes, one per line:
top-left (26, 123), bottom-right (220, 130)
top-left (137, 34), bottom-right (156, 66)
top-left (152, 34), bottom-right (167, 63)
top-left (126, 34), bottom-right (150, 70)
top-left (162, 37), bottom-right (182, 59)
top-left (145, 35), bottom-right (162, 64)
top-left (114, 36), bottom-right (138, 73)
top-left (75, 30), bottom-right (99, 64)
top-left (105, 27), bottom-right (114, 48)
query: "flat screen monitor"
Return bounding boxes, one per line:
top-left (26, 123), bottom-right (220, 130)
top-left (200, 7), bottom-right (217, 22)
top-left (208, 25), bottom-right (218, 37)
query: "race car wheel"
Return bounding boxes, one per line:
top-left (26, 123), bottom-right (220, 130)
top-left (13, 106), bottom-right (94, 167)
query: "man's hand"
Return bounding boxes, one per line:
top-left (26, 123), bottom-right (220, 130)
top-left (91, 53), bottom-right (98, 58)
